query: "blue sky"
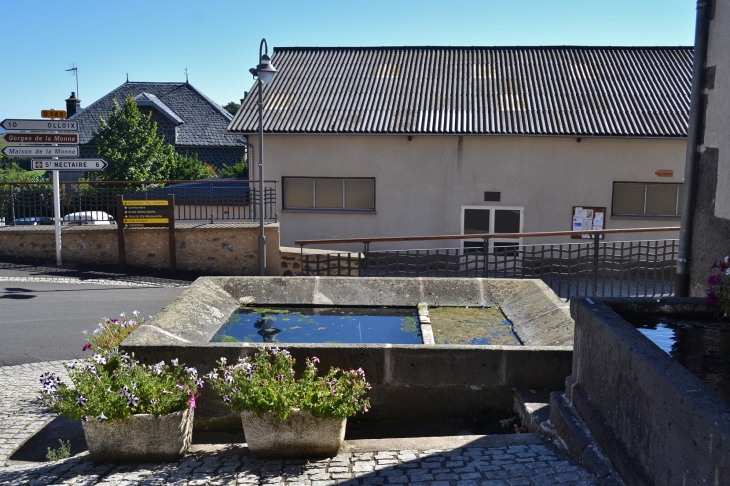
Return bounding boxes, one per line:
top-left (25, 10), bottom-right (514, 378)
top-left (0, 0), bottom-right (696, 121)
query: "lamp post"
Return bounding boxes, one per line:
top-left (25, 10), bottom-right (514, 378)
top-left (249, 38), bottom-right (278, 276)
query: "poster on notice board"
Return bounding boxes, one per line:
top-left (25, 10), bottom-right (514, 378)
top-left (572, 206), bottom-right (605, 239)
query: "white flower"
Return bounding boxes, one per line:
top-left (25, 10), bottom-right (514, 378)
top-left (219, 357), bottom-right (227, 366)
top-left (171, 358), bottom-right (179, 367)
top-left (725, 268), bottom-right (730, 276)
top-left (96, 412), bottom-right (107, 421)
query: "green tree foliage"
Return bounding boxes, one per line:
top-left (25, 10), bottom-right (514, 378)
top-left (0, 141), bottom-right (48, 182)
top-left (94, 95), bottom-right (214, 181)
top-left (219, 157), bottom-right (248, 178)
top-left (222, 101), bottom-right (240, 116)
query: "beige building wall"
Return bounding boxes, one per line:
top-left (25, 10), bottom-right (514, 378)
top-left (252, 134), bottom-right (685, 250)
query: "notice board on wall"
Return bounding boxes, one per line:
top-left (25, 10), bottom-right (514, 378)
top-left (572, 206), bottom-right (606, 239)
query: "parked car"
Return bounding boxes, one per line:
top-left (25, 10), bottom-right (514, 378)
top-left (13, 217), bottom-right (55, 226)
top-left (62, 211), bottom-right (115, 225)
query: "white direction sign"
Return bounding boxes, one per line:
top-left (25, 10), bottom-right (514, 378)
top-left (1, 119), bottom-right (78, 131)
top-left (32, 159), bottom-right (108, 171)
top-left (2, 146), bottom-right (78, 157)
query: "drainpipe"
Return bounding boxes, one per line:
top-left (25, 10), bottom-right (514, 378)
top-left (676, 0), bottom-right (711, 297)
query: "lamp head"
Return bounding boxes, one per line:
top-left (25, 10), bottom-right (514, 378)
top-left (256, 53), bottom-right (278, 85)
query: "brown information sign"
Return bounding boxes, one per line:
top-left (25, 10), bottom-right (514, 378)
top-left (655, 170), bottom-right (674, 177)
top-left (122, 200), bottom-right (170, 227)
top-left (3, 132), bottom-right (78, 144)
top-left (117, 196), bottom-right (176, 271)
top-left (41, 110), bottom-right (67, 119)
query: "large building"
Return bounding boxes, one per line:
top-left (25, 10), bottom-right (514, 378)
top-left (67, 81), bottom-right (247, 170)
top-left (229, 46), bottom-right (691, 250)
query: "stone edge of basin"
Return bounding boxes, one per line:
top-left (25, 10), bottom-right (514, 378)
top-left (122, 277), bottom-right (574, 348)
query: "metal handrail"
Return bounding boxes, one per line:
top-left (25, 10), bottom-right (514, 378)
top-left (295, 226), bottom-right (680, 247)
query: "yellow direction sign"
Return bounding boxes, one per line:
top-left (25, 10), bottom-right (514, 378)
top-left (122, 200), bottom-right (171, 226)
top-left (41, 110), bottom-right (67, 119)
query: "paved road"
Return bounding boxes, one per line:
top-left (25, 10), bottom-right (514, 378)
top-left (0, 258), bottom-right (197, 366)
top-left (0, 283), bottom-right (185, 366)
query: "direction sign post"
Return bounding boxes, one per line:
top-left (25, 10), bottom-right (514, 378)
top-left (1, 119), bottom-right (78, 131)
top-left (41, 110), bottom-right (67, 119)
top-left (2, 146), bottom-right (79, 157)
top-left (3, 133), bottom-right (78, 144)
top-left (31, 159), bottom-right (108, 171)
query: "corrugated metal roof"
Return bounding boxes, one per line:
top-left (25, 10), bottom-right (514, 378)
top-left (228, 46), bottom-right (692, 137)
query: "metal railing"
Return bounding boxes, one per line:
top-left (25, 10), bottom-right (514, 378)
top-left (295, 227), bottom-right (680, 299)
top-left (0, 179), bottom-right (277, 225)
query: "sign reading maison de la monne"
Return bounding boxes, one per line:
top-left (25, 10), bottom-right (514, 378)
top-left (1, 145), bottom-right (78, 157)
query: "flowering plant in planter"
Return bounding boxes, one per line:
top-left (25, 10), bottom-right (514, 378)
top-left (707, 256), bottom-right (730, 317)
top-left (82, 311), bottom-right (142, 355)
top-left (207, 347), bottom-right (371, 421)
top-left (40, 350), bottom-right (203, 423)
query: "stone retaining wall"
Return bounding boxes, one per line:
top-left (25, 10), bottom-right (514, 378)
top-left (0, 223), bottom-right (281, 276)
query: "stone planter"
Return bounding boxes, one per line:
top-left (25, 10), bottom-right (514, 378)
top-left (82, 408), bottom-right (193, 463)
top-left (241, 410), bottom-right (346, 458)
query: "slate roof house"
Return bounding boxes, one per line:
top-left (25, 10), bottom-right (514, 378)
top-left (67, 81), bottom-right (246, 170)
top-left (228, 46), bottom-right (692, 249)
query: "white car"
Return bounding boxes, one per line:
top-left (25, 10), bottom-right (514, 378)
top-left (62, 211), bottom-right (115, 225)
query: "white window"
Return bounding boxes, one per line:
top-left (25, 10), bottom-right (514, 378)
top-left (461, 206), bottom-right (523, 252)
top-left (283, 177), bottom-right (375, 211)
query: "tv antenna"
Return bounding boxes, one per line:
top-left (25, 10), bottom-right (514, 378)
top-left (185, 67), bottom-right (189, 83)
top-left (65, 64), bottom-right (79, 98)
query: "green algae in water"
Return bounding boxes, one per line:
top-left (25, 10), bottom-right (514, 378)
top-left (429, 307), bottom-right (521, 345)
top-left (400, 316), bottom-right (417, 333)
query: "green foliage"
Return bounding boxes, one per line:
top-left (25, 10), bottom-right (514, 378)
top-left (0, 141), bottom-right (48, 182)
top-left (222, 101), bottom-right (240, 116)
top-left (94, 96), bottom-right (175, 181)
top-left (167, 152), bottom-right (218, 181)
top-left (94, 95), bottom-right (215, 181)
top-left (40, 350), bottom-right (202, 423)
top-left (46, 439), bottom-right (71, 461)
top-left (219, 158), bottom-right (248, 179)
top-left (82, 312), bottom-right (141, 355)
top-left (208, 348), bottom-right (371, 421)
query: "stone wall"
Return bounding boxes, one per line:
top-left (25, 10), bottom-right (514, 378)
top-left (690, 0), bottom-right (730, 296)
top-left (0, 223), bottom-right (282, 276)
top-left (279, 246), bottom-right (362, 276)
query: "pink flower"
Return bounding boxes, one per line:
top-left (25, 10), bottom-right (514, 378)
top-left (189, 394), bottom-right (197, 409)
top-left (82, 343), bottom-right (91, 351)
top-left (707, 293), bottom-right (720, 305)
top-left (708, 275), bottom-right (723, 286)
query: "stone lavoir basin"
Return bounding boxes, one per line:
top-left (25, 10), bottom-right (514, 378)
top-left (122, 277), bottom-right (574, 429)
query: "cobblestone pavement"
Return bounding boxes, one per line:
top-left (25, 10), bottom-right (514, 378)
top-left (0, 362), bottom-right (600, 486)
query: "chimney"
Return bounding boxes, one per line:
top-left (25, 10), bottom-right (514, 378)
top-left (65, 92), bottom-right (81, 118)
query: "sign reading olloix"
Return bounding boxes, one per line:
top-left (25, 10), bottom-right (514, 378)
top-left (1, 119), bottom-right (78, 131)
top-left (41, 109), bottom-right (67, 119)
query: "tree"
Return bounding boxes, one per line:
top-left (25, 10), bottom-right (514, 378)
top-left (94, 95), bottom-right (178, 181)
top-left (219, 157), bottom-right (248, 178)
top-left (222, 101), bottom-right (240, 116)
top-left (0, 141), bottom-right (47, 182)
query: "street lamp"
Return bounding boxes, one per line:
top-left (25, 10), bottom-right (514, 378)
top-left (249, 38), bottom-right (278, 276)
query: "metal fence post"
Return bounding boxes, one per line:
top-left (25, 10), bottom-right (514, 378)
top-left (9, 184), bottom-right (16, 226)
top-left (592, 232), bottom-right (600, 296)
top-left (483, 237), bottom-right (489, 278)
top-left (363, 242), bottom-right (370, 277)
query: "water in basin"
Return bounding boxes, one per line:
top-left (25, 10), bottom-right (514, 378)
top-left (429, 307), bottom-right (521, 345)
top-left (624, 314), bottom-right (730, 403)
top-left (212, 306), bottom-right (422, 344)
